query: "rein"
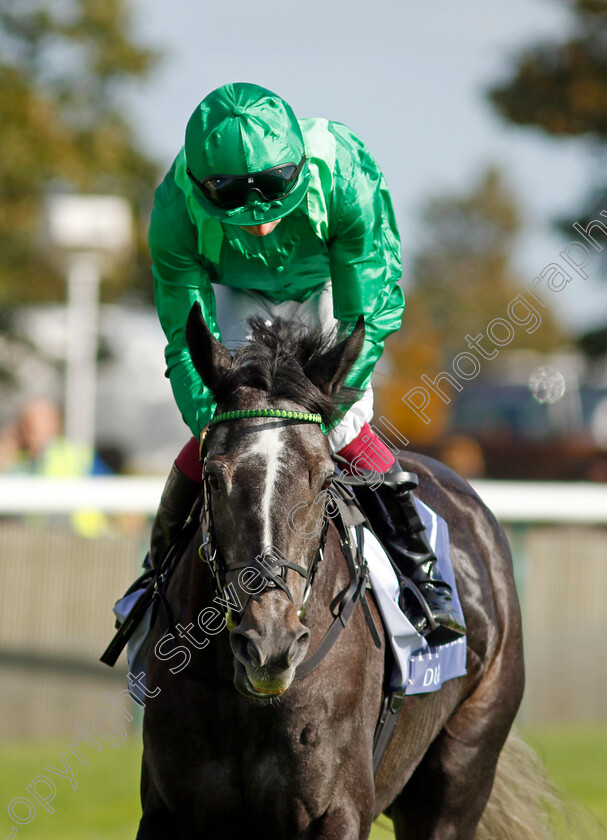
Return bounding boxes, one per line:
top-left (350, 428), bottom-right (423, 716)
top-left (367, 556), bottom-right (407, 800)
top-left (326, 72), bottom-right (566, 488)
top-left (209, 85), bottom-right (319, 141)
top-left (198, 456), bottom-right (330, 624)
top-left (101, 410), bottom-right (382, 681)
top-left (199, 409), bottom-right (381, 679)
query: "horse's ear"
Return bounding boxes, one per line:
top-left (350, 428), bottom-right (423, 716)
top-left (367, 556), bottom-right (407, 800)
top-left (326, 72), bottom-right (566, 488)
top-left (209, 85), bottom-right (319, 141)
top-left (305, 316), bottom-right (365, 396)
top-left (185, 302), bottom-right (233, 392)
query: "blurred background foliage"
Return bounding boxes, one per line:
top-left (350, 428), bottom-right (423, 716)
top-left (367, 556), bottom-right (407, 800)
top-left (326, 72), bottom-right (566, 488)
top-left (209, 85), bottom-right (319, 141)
top-left (1, 0), bottom-right (607, 475)
top-left (0, 0), bottom-right (162, 305)
top-left (0, 1), bottom-right (606, 836)
top-left (378, 167), bottom-right (565, 444)
top-left (378, 0), bottom-right (607, 470)
top-left (489, 0), bottom-right (607, 142)
top-left (488, 0), bottom-right (607, 315)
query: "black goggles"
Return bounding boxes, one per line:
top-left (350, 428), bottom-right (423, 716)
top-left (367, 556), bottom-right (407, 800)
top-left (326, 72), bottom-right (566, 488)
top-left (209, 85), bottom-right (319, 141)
top-left (187, 155), bottom-right (306, 210)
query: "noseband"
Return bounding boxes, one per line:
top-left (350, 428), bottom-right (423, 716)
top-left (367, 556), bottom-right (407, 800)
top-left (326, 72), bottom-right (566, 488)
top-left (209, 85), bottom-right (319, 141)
top-left (100, 407), bottom-right (379, 679)
top-left (199, 409), bottom-right (329, 625)
top-left (198, 408), bottom-right (381, 677)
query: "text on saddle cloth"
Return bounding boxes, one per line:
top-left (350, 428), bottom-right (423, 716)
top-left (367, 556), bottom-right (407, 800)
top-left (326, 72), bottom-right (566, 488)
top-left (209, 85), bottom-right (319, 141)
top-left (112, 497), bottom-right (466, 705)
top-left (354, 496), bottom-right (467, 694)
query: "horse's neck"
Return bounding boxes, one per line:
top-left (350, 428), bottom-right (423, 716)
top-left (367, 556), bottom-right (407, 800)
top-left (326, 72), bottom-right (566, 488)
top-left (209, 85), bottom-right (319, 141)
top-left (171, 539), bottom-right (216, 622)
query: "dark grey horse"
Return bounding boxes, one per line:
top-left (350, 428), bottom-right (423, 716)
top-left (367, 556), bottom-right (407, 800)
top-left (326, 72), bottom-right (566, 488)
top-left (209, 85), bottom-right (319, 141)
top-left (136, 305), bottom-right (528, 840)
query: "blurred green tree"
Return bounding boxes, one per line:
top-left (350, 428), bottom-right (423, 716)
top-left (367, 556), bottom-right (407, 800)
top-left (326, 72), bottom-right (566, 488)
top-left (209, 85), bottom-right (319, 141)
top-left (488, 0), bottom-right (607, 223)
top-left (0, 0), bottom-right (162, 304)
top-left (377, 166), bottom-right (565, 444)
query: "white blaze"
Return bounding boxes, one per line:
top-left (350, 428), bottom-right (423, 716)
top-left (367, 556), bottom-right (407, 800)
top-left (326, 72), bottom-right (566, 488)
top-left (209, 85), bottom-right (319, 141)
top-left (245, 427), bottom-right (285, 548)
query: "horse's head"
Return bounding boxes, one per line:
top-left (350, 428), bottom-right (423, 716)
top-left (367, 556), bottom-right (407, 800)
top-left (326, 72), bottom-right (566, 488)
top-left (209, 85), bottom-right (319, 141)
top-left (186, 302), bottom-right (364, 701)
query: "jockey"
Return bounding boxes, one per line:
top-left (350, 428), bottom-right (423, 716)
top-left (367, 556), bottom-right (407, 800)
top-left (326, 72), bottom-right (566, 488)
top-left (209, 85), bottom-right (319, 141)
top-left (149, 82), bottom-right (464, 645)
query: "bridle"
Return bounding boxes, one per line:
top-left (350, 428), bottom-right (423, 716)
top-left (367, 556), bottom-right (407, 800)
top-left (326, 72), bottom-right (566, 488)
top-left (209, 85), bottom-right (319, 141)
top-left (199, 408), bottom-right (327, 620)
top-left (198, 408), bottom-right (381, 678)
top-left (101, 408), bottom-right (381, 679)
top-left (198, 466), bottom-right (330, 627)
top-left (99, 407), bottom-right (404, 777)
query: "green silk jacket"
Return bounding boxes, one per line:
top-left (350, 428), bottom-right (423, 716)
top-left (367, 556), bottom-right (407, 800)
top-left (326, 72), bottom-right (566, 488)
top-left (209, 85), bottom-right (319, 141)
top-left (149, 117), bottom-right (404, 437)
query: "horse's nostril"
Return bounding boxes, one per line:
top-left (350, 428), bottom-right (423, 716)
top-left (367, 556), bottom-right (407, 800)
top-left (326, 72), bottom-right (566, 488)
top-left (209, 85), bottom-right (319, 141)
top-left (231, 625), bottom-right (309, 672)
top-left (247, 639), bottom-right (265, 668)
top-left (230, 630), bottom-right (266, 668)
top-left (296, 626), bottom-right (310, 645)
top-left (285, 627), bottom-right (310, 668)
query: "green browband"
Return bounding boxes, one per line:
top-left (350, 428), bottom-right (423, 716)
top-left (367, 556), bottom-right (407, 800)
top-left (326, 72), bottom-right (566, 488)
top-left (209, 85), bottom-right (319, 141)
top-left (209, 409), bottom-right (323, 428)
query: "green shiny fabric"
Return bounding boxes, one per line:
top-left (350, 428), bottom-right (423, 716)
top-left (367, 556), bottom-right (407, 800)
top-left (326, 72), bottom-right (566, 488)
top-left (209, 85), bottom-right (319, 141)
top-left (185, 83), bottom-right (310, 225)
top-left (150, 113), bottom-right (404, 438)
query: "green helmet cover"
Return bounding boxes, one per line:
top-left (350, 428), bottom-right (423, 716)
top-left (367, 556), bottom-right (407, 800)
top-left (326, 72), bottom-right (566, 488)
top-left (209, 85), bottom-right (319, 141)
top-left (184, 82), bottom-right (310, 225)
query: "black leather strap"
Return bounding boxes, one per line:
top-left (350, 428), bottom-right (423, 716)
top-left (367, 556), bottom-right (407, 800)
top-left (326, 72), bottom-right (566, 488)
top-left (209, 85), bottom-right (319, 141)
top-left (295, 497), bottom-right (381, 678)
top-left (99, 509), bottom-right (201, 668)
top-left (332, 454), bottom-right (419, 490)
top-left (294, 577), bottom-right (364, 677)
top-left (99, 577), bottom-right (156, 667)
top-left (372, 688), bottom-right (406, 774)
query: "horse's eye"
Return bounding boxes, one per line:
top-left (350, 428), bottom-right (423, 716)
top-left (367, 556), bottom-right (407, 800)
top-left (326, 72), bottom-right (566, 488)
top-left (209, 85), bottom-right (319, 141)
top-left (208, 474), bottom-right (221, 491)
top-left (322, 473), bottom-right (335, 490)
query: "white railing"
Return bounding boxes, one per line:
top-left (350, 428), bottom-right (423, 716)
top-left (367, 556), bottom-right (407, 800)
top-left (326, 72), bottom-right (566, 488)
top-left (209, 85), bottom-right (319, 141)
top-left (470, 480), bottom-right (607, 525)
top-left (0, 476), bottom-right (163, 515)
top-left (0, 476), bottom-right (606, 524)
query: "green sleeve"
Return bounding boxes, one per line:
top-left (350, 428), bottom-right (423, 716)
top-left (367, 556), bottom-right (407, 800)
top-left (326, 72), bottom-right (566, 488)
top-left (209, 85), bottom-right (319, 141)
top-left (327, 125), bottom-right (405, 393)
top-left (149, 168), bottom-right (218, 437)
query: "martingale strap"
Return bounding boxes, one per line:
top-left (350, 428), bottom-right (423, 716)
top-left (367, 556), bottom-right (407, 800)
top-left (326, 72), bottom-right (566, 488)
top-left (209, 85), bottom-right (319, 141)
top-left (295, 482), bottom-right (382, 678)
top-left (102, 409), bottom-right (391, 764)
top-left (372, 687), bottom-right (406, 774)
top-left (198, 448), bottom-right (382, 679)
top-left (100, 498), bottom-right (202, 668)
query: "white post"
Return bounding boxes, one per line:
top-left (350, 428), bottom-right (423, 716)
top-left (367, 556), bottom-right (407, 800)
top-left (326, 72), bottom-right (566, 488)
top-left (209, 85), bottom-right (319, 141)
top-left (64, 253), bottom-right (101, 450)
top-left (45, 194), bottom-right (132, 452)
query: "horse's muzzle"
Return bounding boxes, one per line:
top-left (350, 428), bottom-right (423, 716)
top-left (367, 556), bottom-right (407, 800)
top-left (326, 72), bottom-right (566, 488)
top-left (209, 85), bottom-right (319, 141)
top-left (230, 623), bottom-right (310, 698)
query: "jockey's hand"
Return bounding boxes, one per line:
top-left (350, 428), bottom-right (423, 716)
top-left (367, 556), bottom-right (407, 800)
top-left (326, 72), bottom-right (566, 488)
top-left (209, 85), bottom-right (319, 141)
top-left (337, 422), bottom-right (396, 476)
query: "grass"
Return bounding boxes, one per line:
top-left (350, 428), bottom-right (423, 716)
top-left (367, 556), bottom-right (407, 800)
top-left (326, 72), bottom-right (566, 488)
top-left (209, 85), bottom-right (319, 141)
top-left (0, 726), bottom-right (605, 839)
top-left (0, 734), bottom-right (142, 840)
top-left (521, 726), bottom-right (607, 826)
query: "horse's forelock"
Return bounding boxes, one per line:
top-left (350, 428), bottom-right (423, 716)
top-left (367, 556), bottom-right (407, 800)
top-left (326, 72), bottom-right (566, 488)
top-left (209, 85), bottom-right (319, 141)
top-left (212, 317), bottom-right (358, 426)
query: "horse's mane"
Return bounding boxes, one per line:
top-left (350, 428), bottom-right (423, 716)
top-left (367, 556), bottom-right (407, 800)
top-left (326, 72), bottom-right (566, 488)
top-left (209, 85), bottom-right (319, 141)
top-left (213, 316), bottom-right (361, 427)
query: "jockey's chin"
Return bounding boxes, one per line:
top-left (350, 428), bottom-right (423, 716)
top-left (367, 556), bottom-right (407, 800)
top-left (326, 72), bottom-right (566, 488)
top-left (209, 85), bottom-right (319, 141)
top-left (239, 219), bottom-right (282, 237)
top-left (234, 660), bottom-right (294, 702)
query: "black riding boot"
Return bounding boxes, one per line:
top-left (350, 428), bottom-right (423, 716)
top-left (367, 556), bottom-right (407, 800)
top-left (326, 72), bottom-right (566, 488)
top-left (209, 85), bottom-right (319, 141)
top-left (146, 463), bottom-right (202, 569)
top-left (352, 465), bottom-right (466, 645)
